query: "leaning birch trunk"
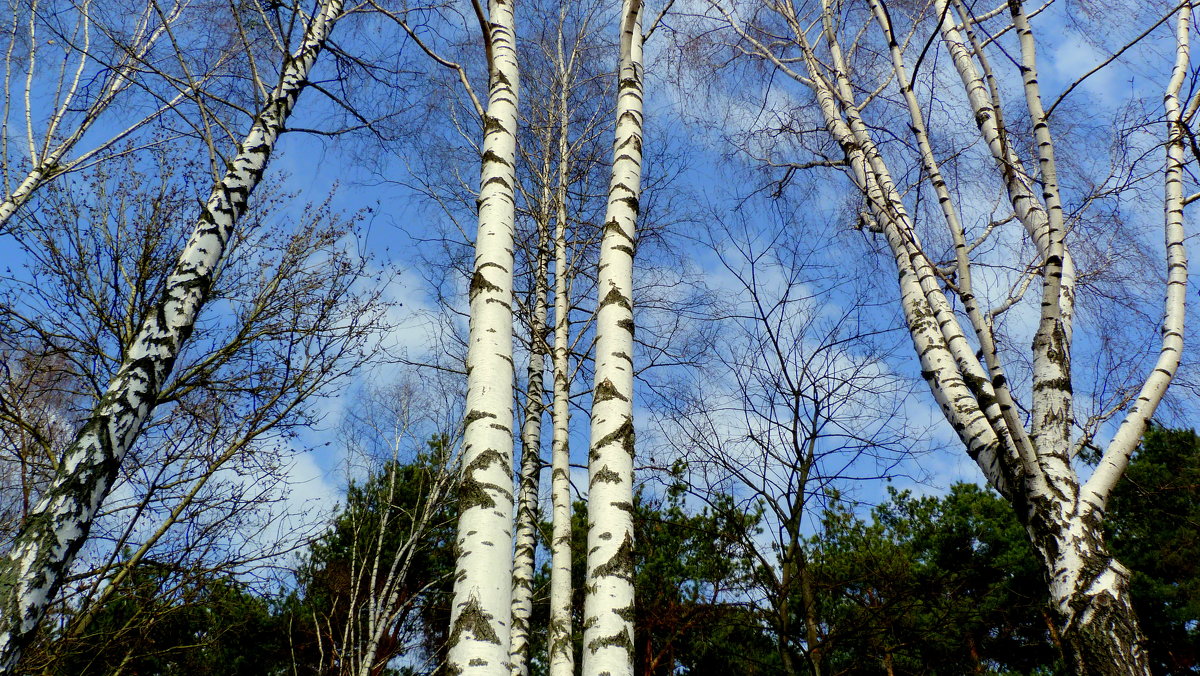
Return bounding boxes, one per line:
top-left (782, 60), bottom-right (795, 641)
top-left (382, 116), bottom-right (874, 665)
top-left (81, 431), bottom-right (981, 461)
top-left (582, 2), bottom-right (643, 675)
top-left (0, 0), bottom-right (343, 668)
top-left (509, 228), bottom-right (550, 676)
top-left (445, 0), bottom-right (521, 673)
top-left (547, 55), bottom-right (575, 676)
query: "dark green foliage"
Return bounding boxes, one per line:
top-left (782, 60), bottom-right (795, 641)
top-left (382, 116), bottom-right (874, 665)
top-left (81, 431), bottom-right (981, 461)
top-left (1107, 426), bottom-right (1200, 675)
top-left (633, 487), bottom-right (775, 676)
top-left (32, 435), bottom-right (457, 676)
top-left (523, 487), bottom-right (777, 676)
top-left (804, 427), bottom-right (1200, 675)
top-left (45, 566), bottom-right (290, 675)
top-left (809, 485), bottom-right (1062, 675)
top-left (25, 429), bottom-right (1200, 674)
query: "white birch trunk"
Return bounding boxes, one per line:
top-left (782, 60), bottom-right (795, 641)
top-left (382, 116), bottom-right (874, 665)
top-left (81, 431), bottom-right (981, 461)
top-left (933, 0), bottom-right (1078, 343)
top-left (547, 71), bottom-right (575, 676)
top-left (355, 455), bottom-right (455, 676)
top-left (509, 231), bottom-right (549, 676)
top-left (582, 3), bottom-right (642, 675)
top-left (0, 1), bottom-right (343, 668)
top-left (867, 0), bottom-right (1034, 471)
top-left (445, 1), bottom-right (521, 673)
top-left (1081, 3), bottom-right (1190, 512)
top-left (0, 169), bottom-right (51, 232)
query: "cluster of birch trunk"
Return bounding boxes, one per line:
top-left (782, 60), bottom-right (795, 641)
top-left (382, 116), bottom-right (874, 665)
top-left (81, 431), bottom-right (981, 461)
top-left (704, 1), bottom-right (1191, 672)
top-left (0, 0), bottom-right (647, 673)
top-left (0, 0), bottom-right (1193, 674)
top-left (445, 1), bottom-right (644, 674)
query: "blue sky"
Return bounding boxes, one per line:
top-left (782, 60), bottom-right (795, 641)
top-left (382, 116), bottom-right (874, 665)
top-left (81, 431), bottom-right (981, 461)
top-left (2, 0), bottom-right (1198, 571)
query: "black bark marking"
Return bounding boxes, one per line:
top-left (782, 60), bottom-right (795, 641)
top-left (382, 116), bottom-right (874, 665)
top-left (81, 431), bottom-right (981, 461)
top-left (592, 467), bottom-right (621, 484)
top-left (449, 596), bottom-right (502, 647)
top-left (593, 418), bottom-right (634, 457)
top-left (594, 379), bottom-right (628, 403)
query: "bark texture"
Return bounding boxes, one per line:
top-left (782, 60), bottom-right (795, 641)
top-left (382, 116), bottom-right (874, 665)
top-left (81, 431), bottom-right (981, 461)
top-left (445, 1), bottom-right (521, 673)
top-left (548, 46), bottom-right (575, 673)
top-left (509, 231), bottom-right (549, 676)
top-left (0, 1), bottom-right (343, 669)
top-left (582, 3), bottom-right (643, 675)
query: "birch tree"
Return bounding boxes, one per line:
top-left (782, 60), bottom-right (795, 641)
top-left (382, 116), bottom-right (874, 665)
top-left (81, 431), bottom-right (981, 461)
top-left (546, 154), bottom-right (575, 676)
top-left (0, 150), bottom-right (385, 672)
top-left (582, 2), bottom-right (644, 674)
top-left (0, 0), bottom-right (346, 668)
top-left (0, 0), bottom-right (251, 234)
top-left (699, 0), bottom-right (1193, 672)
top-left (508, 4), bottom-right (621, 671)
top-left (295, 381), bottom-right (458, 676)
top-left (508, 211), bottom-right (548, 676)
top-left (444, 0), bottom-right (523, 672)
top-left (546, 13), bottom-right (586, 672)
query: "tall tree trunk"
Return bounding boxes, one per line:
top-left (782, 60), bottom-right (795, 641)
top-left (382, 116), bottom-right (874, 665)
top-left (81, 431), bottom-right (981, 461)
top-left (0, 1), bottom-right (344, 669)
top-left (445, 0), bottom-right (521, 673)
top-left (1029, 509), bottom-right (1148, 674)
top-left (799, 549), bottom-right (823, 676)
top-left (547, 31), bottom-right (576, 676)
top-left (509, 219), bottom-right (550, 676)
top-left (582, 2), bottom-right (642, 675)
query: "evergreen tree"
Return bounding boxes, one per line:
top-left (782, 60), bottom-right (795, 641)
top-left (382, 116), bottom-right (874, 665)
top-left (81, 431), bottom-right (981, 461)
top-left (1107, 427), bottom-right (1200, 674)
top-left (811, 485), bottom-right (1060, 675)
top-left (48, 567), bottom-right (288, 676)
top-left (290, 435), bottom-right (457, 675)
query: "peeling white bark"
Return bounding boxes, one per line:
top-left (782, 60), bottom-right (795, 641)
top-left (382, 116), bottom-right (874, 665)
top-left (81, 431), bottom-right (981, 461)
top-left (0, 1), bottom-right (343, 669)
top-left (445, 1), bottom-right (521, 673)
top-left (582, 3), bottom-right (642, 675)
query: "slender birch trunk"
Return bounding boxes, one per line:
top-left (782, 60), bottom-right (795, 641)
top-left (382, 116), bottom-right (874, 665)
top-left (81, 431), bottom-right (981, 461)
top-left (0, 0), bottom-right (343, 668)
top-left (582, 2), bottom-right (643, 674)
top-left (355, 460), bottom-right (456, 676)
top-left (547, 42), bottom-right (576, 676)
top-left (509, 219), bottom-right (549, 676)
top-left (445, 1), bottom-right (521, 673)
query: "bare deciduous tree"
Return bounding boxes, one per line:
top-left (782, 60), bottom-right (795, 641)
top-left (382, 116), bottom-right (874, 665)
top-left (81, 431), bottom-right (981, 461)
top-left (0, 141), bottom-right (388, 672)
top-left (0, 0), bottom-right (265, 234)
top-left (302, 379), bottom-right (459, 676)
